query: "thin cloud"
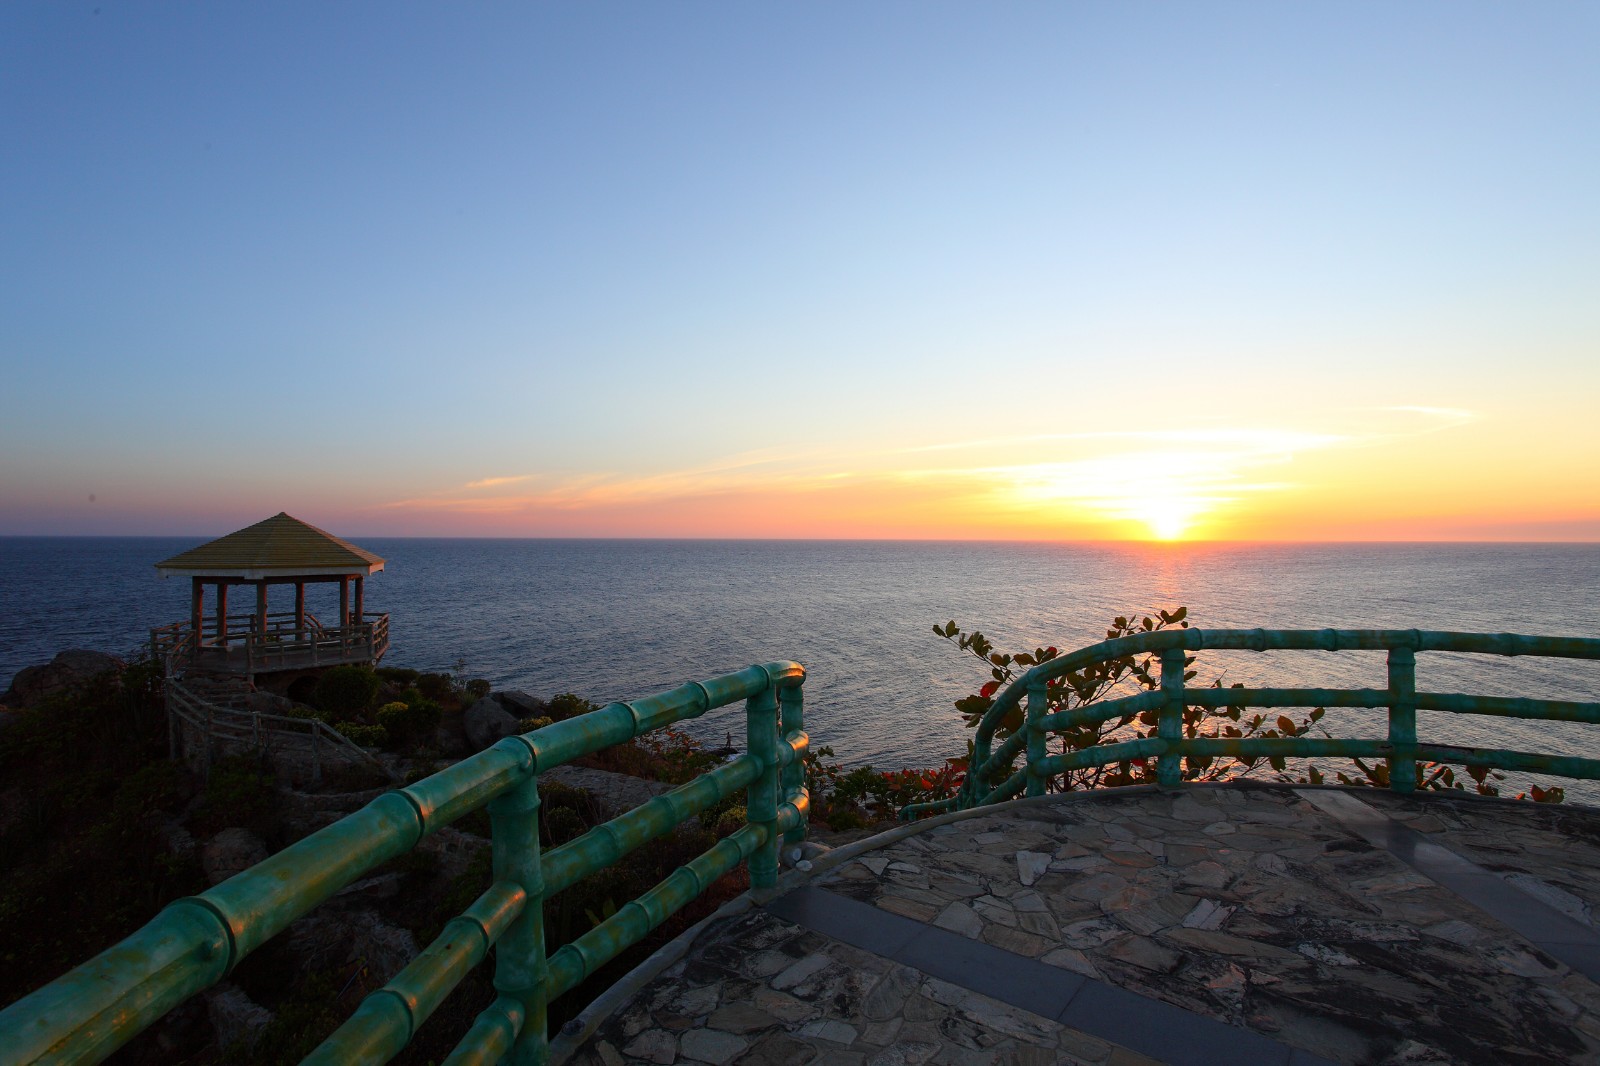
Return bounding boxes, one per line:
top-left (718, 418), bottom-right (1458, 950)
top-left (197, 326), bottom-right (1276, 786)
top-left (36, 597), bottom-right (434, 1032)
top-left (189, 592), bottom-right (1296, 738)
top-left (465, 475), bottom-right (535, 489)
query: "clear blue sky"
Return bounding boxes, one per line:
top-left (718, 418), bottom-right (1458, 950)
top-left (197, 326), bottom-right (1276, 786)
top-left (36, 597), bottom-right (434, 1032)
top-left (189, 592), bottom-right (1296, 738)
top-left (3, 2), bottom-right (1597, 539)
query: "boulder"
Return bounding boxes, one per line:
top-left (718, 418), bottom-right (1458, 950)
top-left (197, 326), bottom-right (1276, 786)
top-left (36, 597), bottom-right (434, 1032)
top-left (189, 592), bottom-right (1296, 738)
top-left (463, 696), bottom-right (519, 751)
top-left (204, 982), bottom-right (272, 1051)
top-left (3, 649), bottom-right (124, 708)
top-left (202, 828), bottom-right (270, 886)
top-left (494, 689), bottom-right (547, 718)
top-left (244, 690), bottom-right (303, 717)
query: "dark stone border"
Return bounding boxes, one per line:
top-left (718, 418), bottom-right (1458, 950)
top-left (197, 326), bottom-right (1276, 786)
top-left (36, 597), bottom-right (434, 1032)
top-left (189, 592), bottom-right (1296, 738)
top-left (766, 885), bottom-right (1336, 1066)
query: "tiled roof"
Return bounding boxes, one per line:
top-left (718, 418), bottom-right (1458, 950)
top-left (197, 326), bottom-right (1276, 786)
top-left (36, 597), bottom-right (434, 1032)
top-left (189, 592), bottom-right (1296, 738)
top-left (155, 513), bottom-right (384, 576)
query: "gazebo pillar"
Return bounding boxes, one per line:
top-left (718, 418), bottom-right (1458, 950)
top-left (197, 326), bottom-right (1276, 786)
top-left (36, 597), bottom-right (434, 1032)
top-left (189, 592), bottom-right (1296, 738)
top-left (190, 578), bottom-right (203, 641)
top-left (256, 581), bottom-right (269, 635)
top-left (294, 582), bottom-right (306, 634)
top-left (339, 577), bottom-right (350, 628)
top-left (354, 576), bottom-right (365, 625)
top-left (216, 582), bottom-right (229, 645)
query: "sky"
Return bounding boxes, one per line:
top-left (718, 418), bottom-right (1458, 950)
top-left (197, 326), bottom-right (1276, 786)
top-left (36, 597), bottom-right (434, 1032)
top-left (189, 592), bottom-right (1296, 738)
top-left (2, 2), bottom-right (1596, 542)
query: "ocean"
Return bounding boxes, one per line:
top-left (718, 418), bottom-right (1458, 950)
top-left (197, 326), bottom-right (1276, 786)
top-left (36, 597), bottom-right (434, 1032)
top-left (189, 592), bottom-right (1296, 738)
top-left (3, 538), bottom-right (1598, 795)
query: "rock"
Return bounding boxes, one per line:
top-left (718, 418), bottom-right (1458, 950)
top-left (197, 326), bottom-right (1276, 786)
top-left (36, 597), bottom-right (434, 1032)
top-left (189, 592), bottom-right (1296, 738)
top-left (463, 696), bottom-right (520, 751)
top-left (201, 828), bottom-right (270, 886)
top-left (3, 649), bottom-right (124, 707)
top-left (494, 690), bottom-right (547, 718)
top-left (1015, 850), bottom-right (1050, 886)
top-left (679, 1028), bottom-right (749, 1064)
top-left (933, 902), bottom-right (983, 938)
top-left (243, 691), bottom-right (304, 716)
top-left (342, 910), bottom-right (420, 981)
top-left (205, 982), bottom-right (272, 1050)
top-left (623, 1029), bottom-right (677, 1064)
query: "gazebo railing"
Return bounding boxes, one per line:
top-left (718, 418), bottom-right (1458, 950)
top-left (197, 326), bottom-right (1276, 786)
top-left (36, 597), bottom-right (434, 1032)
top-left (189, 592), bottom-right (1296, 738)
top-left (152, 613), bottom-right (390, 676)
top-left (0, 661), bottom-right (809, 1066)
top-left (903, 628), bottom-right (1600, 819)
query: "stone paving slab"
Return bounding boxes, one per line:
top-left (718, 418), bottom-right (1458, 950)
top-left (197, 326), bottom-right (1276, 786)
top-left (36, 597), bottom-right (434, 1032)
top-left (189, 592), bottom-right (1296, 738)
top-left (567, 907), bottom-right (1155, 1066)
top-left (565, 786), bottom-right (1600, 1066)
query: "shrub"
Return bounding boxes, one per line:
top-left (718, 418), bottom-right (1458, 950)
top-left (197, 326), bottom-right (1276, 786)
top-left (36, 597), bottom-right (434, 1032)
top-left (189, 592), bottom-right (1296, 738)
top-left (416, 673), bottom-right (453, 701)
top-left (196, 755), bottom-right (277, 834)
top-left (547, 693), bottom-right (599, 721)
top-left (519, 715), bottom-right (554, 733)
top-left (335, 722), bottom-right (388, 748)
top-left (465, 679), bottom-right (492, 700)
top-left (313, 665), bottom-right (380, 721)
top-left (377, 667), bottom-right (420, 685)
top-left (377, 698), bottom-right (441, 749)
top-left (713, 805), bottom-right (747, 839)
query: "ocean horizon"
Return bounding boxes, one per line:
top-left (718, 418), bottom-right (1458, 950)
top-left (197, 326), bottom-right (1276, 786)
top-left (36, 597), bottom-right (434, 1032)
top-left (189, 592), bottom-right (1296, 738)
top-left (4, 536), bottom-right (1598, 794)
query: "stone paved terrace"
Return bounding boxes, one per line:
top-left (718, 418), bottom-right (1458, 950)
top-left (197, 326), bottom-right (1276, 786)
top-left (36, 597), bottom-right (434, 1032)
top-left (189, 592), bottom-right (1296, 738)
top-left (558, 784), bottom-right (1600, 1066)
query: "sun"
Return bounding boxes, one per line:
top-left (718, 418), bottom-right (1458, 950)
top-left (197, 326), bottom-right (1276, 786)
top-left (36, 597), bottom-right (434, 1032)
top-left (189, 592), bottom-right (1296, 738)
top-left (1132, 496), bottom-right (1200, 541)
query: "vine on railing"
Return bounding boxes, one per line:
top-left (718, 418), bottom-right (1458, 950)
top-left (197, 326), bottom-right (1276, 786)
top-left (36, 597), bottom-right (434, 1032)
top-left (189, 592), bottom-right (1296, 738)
top-left (0, 662), bottom-right (809, 1066)
top-left (903, 625), bottom-right (1600, 820)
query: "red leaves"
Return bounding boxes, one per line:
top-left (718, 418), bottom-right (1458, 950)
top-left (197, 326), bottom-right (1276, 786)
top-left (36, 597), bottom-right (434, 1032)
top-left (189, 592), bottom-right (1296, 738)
top-left (980, 680), bottom-right (1001, 699)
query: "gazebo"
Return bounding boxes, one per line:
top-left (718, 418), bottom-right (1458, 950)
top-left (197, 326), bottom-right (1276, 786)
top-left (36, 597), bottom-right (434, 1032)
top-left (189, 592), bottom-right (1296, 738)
top-left (150, 512), bottom-right (389, 680)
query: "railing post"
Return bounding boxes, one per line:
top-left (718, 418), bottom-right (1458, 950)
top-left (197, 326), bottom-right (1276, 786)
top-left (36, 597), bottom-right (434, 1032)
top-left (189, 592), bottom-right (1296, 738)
top-left (1025, 679), bottom-right (1048, 797)
top-left (1158, 647), bottom-right (1186, 788)
top-left (489, 771), bottom-right (547, 1065)
top-left (778, 679), bottom-right (806, 847)
top-left (746, 673), bottom-right (780, 890)
top-left (1388, 644), bottom-right (1418, 793)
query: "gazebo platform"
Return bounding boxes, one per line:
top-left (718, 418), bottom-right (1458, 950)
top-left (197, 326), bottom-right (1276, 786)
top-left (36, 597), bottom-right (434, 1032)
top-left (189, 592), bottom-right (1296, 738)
top-left (150, 512), bottom-right (388, 680)
top-left (563, 785), bottom-right (1600, 1066)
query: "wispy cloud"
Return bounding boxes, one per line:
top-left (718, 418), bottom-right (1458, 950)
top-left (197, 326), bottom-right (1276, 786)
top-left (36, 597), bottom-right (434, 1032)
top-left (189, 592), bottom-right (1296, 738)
top-left (465, 474), bottom-right (535, 489)
top-left (378, 407), bottom-right (1473, 538)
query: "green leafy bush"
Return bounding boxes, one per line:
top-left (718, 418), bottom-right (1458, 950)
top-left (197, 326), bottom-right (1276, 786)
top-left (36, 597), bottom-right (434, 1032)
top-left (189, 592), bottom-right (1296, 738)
top-left (335, 722), bottom-right (388, 748)
top-left (196, 756), bottom-right (277, 834)
top-left (465, 679), bottom-right (492, 700)
top-left (519, 715), bottom-right (555, 732)
top-left (376, 698), bottom-right (441, 750)
top-left (547, 693), bottom-right (599, 721)
top-left (312, 665), bottom-right (380, 721)
top-left (377, 667), bottom-right (420, 685)
top-left (416, 673), bottom-right (453, 701)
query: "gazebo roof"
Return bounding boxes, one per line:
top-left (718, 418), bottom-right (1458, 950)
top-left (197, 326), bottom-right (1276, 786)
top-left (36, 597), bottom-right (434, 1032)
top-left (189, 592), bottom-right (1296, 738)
top-left (155, 513), bottom-right (385, 580)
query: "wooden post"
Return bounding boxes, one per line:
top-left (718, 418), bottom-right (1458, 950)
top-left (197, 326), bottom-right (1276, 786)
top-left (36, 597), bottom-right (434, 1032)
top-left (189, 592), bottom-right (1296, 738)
top-left (255, 581), bottom-right (268, 635)
top-left (216, 583), bottom-right (229, 645)
top-left (354, 576), bottom-right (365, 624)
top-left (294, 582), bottom-right (306, 635)
top-left (191, 578), bottom-right (203, 640)
top-left (339, 577), bottom-right (350, 628)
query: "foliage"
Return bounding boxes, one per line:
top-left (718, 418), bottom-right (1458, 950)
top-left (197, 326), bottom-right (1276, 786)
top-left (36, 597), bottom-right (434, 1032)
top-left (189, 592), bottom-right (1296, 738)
top-left (376, 666), bottom-right (420, 686)
top-left (547, 692), bottom-right (600, 721)
top-left (1295, 755), bottom-right (1563, 803)
top-left (313, 665), bottom-right (381, 721)
top-left (335, 721), bottom-right (388, 748)
top-left (464, 678), bottom-right (492, 700)
top-left (376, 697), bottom-right (441, 749)
top-left (937, 608), bottom-right (1315, 794)
top-left (195, 754), bottom-right (278, 835)
top-left (519, 715), bottom-right (555, 732)
top-left (415, 672), bottom-right (454, 702)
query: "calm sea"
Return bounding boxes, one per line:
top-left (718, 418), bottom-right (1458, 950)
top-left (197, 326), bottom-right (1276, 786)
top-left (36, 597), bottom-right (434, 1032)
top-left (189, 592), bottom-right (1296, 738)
top-left (3, 538), bottom-right (1598, 794)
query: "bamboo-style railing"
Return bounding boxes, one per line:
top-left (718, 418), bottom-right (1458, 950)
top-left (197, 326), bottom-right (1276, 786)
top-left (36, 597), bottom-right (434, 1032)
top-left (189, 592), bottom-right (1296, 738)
top-left (0, 662), bottom-right (809, 1066)
top-left (903, 628), bottom-right (1600, 819)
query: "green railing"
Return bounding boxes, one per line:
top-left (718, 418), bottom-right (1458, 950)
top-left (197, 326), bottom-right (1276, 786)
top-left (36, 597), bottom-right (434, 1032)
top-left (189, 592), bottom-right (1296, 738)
top-left (0, 662), bottom-right (809, 1066)
top-left (904, 628), bottom-right (1600, 819)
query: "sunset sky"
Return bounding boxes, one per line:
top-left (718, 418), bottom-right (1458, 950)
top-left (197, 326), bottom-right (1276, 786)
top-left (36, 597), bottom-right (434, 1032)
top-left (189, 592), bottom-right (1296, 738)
top-left (2, 3), bottom-right (1596, 542)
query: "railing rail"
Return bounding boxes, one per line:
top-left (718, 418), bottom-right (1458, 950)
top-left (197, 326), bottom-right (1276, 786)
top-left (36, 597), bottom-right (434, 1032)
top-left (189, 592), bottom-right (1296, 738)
top-left (903, 628), bottom-right (1600, 819)
top-left (0, 661), bottom-right (809, 1066)
top-left (164, 678), bottom-right (388, 783)
top-left (151, 614), bottom-right (389, 676)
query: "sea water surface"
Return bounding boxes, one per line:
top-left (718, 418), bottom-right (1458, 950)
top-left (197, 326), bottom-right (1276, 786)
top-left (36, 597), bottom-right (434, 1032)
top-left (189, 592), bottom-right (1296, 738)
top-left (3, 538), bottom-right (1598, 791)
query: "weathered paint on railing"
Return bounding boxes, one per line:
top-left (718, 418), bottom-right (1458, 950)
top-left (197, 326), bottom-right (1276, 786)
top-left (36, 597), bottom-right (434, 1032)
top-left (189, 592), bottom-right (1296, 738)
top-left (0, 661), bottom-right (808, 1066)
top-left (904, 628), bottom-right (1600, 819)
